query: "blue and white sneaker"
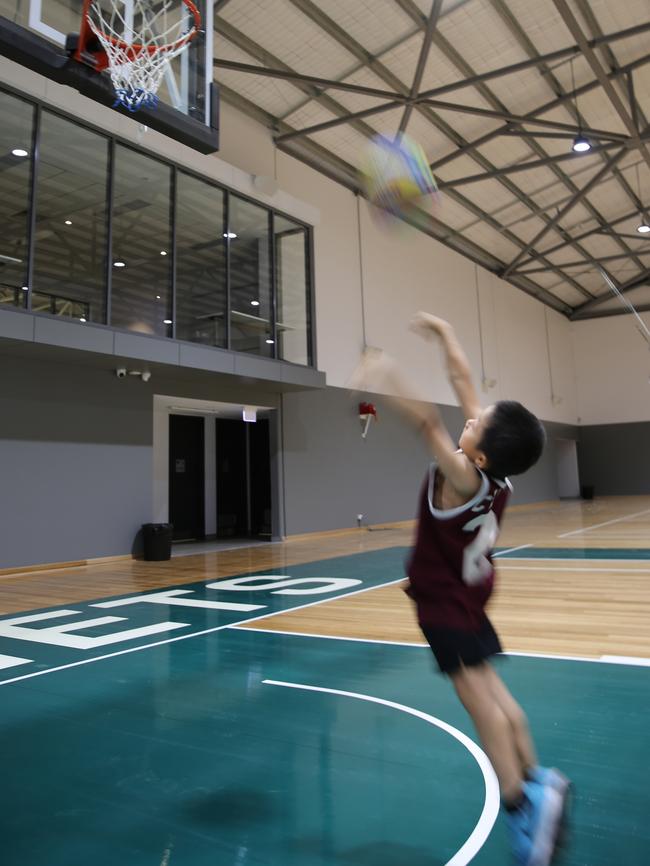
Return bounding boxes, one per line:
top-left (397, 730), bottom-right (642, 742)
top-left (505, 780), bottom-right (565, 866)
top-left (528, 766), bottom-right (570, 797)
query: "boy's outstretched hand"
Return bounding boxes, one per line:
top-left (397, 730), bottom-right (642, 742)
top-left (410, 312), bottom-right (451, 339)
top-left (348, 347), bottom-right (395, 392)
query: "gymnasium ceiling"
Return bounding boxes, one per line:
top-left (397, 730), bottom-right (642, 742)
top-left (212, 0), bottom-right (650, 321)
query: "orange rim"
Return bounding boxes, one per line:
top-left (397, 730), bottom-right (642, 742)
top-left (85, 0), bottom-right (201, 58)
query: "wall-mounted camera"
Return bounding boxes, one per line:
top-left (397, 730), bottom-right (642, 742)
top-left (116, 368), bottom-right (127, 379)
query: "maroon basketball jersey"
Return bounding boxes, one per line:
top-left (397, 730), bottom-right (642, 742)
top-left (406, 463), bottom-right (512, 630)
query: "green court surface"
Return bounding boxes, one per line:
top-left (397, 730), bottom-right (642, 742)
top-left (0, 548), bottom-right (648, 866)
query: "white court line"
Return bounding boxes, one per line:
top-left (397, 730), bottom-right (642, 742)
top-left (600, 655), bottom-right (650, 667)
top-left (0, 577), bottom-right (407, 687)
top-left (493, 544), bottom-right (533, 557)
top-left (235, 626), bottom-right (650, 667)
top-left (264, 679), bottom-right (500, 866)
top-left (496, 565), bottom-right (650, 572)
top-left (495, 556), bottom-right (650, 563)
top-left (232, 624), bottom-right (426, 647)
top-left (558, 507), bottom-right (650, 538)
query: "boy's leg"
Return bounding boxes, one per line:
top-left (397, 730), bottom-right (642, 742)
top-left (482, 663), bottom-right (538, 776)
top-left (450, 661), bottom-right (523, 803)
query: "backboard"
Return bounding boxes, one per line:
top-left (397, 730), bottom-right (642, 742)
top-left (0, 0), bottom-right (218, 152)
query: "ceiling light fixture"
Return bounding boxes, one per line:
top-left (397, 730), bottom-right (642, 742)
top-left (223, 232), bottom-right (237, 239)
top-left (64, 219), bottom-right (72, 225)
top-left (160, 250), bottom-right (167, 256)
top-left (113, 261), bottom-right (126, 268)
top-left (11, 148), bottom-right (28, 157)
top-left (570, 59), bottom-right (591, 154)
top-left (572, 134), bottom-right (591, 153)
top-left (250, 300), bottom-right (260, 306)
top-left (634, 163), bottom-right (649, 233)
top-left (163, 318), bottom-right (172, 325)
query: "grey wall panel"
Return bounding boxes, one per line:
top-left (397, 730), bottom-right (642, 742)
top-left (578, 423), bottom-right (650, 496)
top-left (0, 308), bottom-right (35, 341)
top-left (114, 331), bottom-right (180, 365)
top-left (281, 387), bottom-right (579, 536)
top-left (34, 316), bottom-right (114, 354)
top-left (178, 343), bottom-right (236, 373)
top-left (0, 352), bottom-right (282, 569)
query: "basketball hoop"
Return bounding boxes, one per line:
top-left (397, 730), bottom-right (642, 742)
top-left (359, 401), bottom-right (377, 439)
top-left (75, 0), bottom-right (201, 113)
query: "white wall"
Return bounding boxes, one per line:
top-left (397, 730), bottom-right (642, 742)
top-left (572, 315), bottom-right (650, 425)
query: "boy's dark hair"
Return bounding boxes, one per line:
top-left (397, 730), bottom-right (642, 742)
top-left (478, 400), bottom-right (546, 478)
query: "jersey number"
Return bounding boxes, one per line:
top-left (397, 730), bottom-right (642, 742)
top-left (462, 511), bottom-right (499, 585)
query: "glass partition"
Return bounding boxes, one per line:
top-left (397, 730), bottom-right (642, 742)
top-left (111, 145), bottom-right (172, 336)
top-left (32, 111), bottom-right (109, 323)
top-left (0, 86), bottom-right (314, 366)
top-left (0, 91), bottom-right (34, 309)
top-left (175, 172), bottom-right (226, 346)
top-left (274, 215), bottom-right (310, 365)
top-left (228, 195), bottom-right (273, 357)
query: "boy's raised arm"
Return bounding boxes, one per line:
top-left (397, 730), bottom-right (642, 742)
top-left (349, 349), bottom-right (481, 499)
top-left (410, 313), bottom-right (481, 421)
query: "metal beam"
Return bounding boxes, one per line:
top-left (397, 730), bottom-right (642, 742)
top-left (397, 0), bottom-right (443, 135)
top-left (413, 21), bottom-right (650, 102)
top-left (284, 0), bottom-right (591, 302)
top-left (518, 251), bottom-right (650, 275)
top-left (571, 268), bottom-right (650, 317)
top-left (436, 142), bottom-right (625, 189)
top-left (211, 59), bottom-right (402, 101)
top-left (535, 209), bottom-right (647, 258)
top-left (421, 99), bottom-right (629, 140)
top-left (213, 19), bottom-right (382, 144)
top-left (487, 0), bottom-right (646, 283)
top-left (429, 54), bottom-right (650, 173)
top-left (596, 230), bottom-right (650, 242)
top-left (572, 303), bottom-right (650, 321)
top-left (274, 100), bottom-right (403, 143)
top-left (503, 149), bottom-right (627, 276)
top-left (552, 0), bottom-right (650, 173)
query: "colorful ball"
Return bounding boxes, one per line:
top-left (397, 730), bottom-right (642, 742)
top-left (359, 134), bottom-right (439, 224)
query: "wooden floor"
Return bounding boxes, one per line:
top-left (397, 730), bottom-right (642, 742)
top-left (1, 496), bottom-right (649, 659)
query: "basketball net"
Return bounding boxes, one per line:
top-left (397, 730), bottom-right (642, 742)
top-left (83, 0), bottom-right (201, 112)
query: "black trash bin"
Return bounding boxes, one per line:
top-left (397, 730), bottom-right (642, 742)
top-left (142, 523), bottom-right (173, 561)
top-left (581, 485), bottom-right (594, 501)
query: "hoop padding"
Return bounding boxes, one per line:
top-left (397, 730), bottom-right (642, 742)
top-left (85, 0), bottom-right (201, 112)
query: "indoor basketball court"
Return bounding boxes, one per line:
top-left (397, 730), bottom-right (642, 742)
top-left (0, 1), bottom-right (648, 865)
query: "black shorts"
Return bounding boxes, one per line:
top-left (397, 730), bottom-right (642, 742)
top-left (421, 617), bottom-right (503, 674)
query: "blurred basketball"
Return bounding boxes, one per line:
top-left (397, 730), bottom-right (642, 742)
top-left (359, 134), bottom-right (439, 224)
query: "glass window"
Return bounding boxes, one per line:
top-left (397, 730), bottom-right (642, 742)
top-left (175, 172), bottom-right (226, 347)
top-left (33, 111), bottom-right (109, 323)
top-left (274, 215), bottom-right (310, 366)
top-left (228, 196), bottom-right (273, 357)
top-left (0, 91), bottom-right (34, 310)
top-left (111, 145), bottom-right (172, 337)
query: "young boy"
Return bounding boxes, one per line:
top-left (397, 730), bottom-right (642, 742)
top-left (351, 313), bottom-right (569, 866)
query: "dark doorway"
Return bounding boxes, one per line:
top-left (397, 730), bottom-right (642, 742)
top-left (169, 415), bottom-right (205, 542)
top-left (216, 418), bottom-right (271, 539)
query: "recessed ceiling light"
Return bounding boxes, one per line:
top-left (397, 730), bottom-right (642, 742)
top-left (113, 261), bottom-right (126, 268)
top-left (637, 222), bottom-right (650, 234)
top-left (572, 134), bottom-right (591, 153)
top-left (21, 285), bottom-right (29, 291)
top-left (160, 250), bottom-right (167, 256)
top-left (163, 319), bottom-right (172, 324)
top-left (250, 300), bottom-right (260, 306)
top-left (64, 220), bottom-right (72, 225)
top-left (11, 148), bottom-right (28, 157)
top-left (156, 294), bottom-right (161, 300)
top-left (265, 338), bottom-right (274, 344)
top-left (79, 317), bottom-right (87, 323)
top-left (223, 232), bottom-right (237, 239)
